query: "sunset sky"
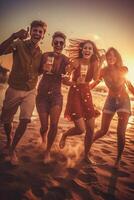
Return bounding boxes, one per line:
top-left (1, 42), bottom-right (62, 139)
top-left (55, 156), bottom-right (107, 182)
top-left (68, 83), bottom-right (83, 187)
top-left (0, 0), bottom-right (134, 81)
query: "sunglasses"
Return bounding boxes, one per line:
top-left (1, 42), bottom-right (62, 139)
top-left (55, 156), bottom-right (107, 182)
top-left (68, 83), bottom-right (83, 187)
top-left (53, 40), bottom-right (65, 46)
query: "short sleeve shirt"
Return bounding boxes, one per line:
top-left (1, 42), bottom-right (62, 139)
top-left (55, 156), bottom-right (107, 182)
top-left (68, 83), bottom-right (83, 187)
top-left (38, 52), bottom-right (69, 96)
top-left (8, 39), bottom-right (42, 91)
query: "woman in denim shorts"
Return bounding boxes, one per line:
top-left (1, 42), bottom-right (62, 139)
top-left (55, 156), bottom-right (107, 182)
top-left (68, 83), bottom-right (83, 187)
top-left (93, 47), bottom-right (132, 167)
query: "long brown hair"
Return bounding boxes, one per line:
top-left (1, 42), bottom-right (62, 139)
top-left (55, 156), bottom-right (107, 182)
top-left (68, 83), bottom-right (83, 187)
top-left (67, 39), bottom-right (101, 81)
top-left (106, 47), bottom-right (123, 68)
top-left (67, 39), bottom-right (100, 63)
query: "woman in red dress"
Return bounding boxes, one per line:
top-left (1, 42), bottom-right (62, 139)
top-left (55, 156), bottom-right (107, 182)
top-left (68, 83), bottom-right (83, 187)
top-left (59, 39), bottom-right (101, 162)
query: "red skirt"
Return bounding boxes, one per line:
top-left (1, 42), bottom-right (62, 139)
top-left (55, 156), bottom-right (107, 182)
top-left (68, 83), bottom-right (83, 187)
top-left (64, 84), bottom-right (95, 120)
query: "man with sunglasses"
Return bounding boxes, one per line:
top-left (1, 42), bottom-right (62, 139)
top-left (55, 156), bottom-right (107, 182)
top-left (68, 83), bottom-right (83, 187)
top-left (0, 20), bottom-right (47, 165)
top-left (36, 31), bottom-right (69, 163)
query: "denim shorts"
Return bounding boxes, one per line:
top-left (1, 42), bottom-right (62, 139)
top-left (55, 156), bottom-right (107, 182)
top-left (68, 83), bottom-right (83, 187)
top-left (103, 95), bottom-right (131, 114)
top-left (36, 92), bottom-right (63, 113)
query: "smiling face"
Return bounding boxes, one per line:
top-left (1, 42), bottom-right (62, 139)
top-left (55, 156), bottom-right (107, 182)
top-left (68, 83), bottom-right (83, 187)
top-left (106, 50), bottom-right (117, 66)
top-left (82, 42), bottom-right (94, 59)
top-left (52, 36), bottom-right (65, 54)
top-left (30, 26), bottom-right (46, 45)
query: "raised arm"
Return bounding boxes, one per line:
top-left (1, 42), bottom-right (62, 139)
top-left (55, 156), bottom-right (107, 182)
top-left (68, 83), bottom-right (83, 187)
top-left (126, 80), bottom-right (134, 95)
top-left (0, 28), bottom-right (29, 55)
top-left (89, 68), bottom-right (103, 89)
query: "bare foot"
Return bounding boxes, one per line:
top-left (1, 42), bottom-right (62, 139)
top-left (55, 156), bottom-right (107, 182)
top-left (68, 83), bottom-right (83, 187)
top-left (59, 136), bottom-right (66, 149)
top-left (37, 136), bottom-right (47, 149)
top-left (41, 134), bottom-right (47, 144)
top-left (23, 188), bottom-right (39, 200)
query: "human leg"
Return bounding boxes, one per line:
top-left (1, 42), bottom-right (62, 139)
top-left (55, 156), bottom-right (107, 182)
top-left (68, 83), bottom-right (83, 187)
top-left (59, 117), bottom-right (86, 148)
top-left (3, 123), bottom-right (13, 148)
top-left (1, 87), bottom-right (21, 147)
top-left (84, 117), bottom-right (95, 159)
top-left (10, 89), bottom-right (36, 164)
top-left (36, 95), bottom-right (49, 144)
top-left (115, 112), bottom-right (129, 166)
top-left (8, 119), bottom-right (29, 165)
top-left (43, 105), bottom-right (62, 162)
top-left (38, 112), bottom-right (49, 145)
top-left (47, 105), bottom-right (62, 151)
top-left (93, 112), bottom-right (114, 142)
top-left (10, 119), bottom-right (29, 153)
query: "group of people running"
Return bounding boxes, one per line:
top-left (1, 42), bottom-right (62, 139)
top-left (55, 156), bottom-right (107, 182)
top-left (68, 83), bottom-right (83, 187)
top-left (0, 20), bottom-right (134, 167)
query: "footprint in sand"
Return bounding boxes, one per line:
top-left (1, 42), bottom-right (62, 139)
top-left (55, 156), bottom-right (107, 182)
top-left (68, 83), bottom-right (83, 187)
top-left (101, 149), bottom-right (112, 154)
top-left (117, 170), bottom-right (130, 178)
top-left (51, 152), bottom-right (68, 164)
top-left (67, 179), bottom-right (91, 200)
top-left (21, 155), bottom-right (32, 163)
top-left (78, 172), bottom-right (98, 184)
top-left (93, 155), bottom-right (107, 164)
top-left (67, 168), bottom-right (79, 177)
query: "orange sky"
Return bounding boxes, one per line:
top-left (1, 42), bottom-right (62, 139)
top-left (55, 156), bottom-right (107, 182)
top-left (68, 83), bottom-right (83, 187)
top-left (0, 0), bottom-right (134, 80)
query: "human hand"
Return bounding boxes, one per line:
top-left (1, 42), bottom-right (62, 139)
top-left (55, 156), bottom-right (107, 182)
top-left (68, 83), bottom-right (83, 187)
top-left (43, 56), bottom-right (54, 73)
top-left (12, 27), bottom-right (29, 40)
top-left (61, 74), bottom-right (70, 81)
top-left (61, 74), bottom-right (73, 86)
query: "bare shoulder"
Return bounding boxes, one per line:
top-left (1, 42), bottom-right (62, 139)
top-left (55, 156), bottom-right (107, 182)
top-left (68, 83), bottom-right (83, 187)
top-left (121, 66), bottom-right (128, 73)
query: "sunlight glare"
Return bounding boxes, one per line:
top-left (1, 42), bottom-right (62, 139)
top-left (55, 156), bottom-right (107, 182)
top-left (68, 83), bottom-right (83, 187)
top-left (124, 59), bottom-right (134, 83)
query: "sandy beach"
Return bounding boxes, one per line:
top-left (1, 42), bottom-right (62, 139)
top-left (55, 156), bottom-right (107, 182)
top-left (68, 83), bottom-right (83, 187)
top-left (0, 84), bottom-right (134, 200)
